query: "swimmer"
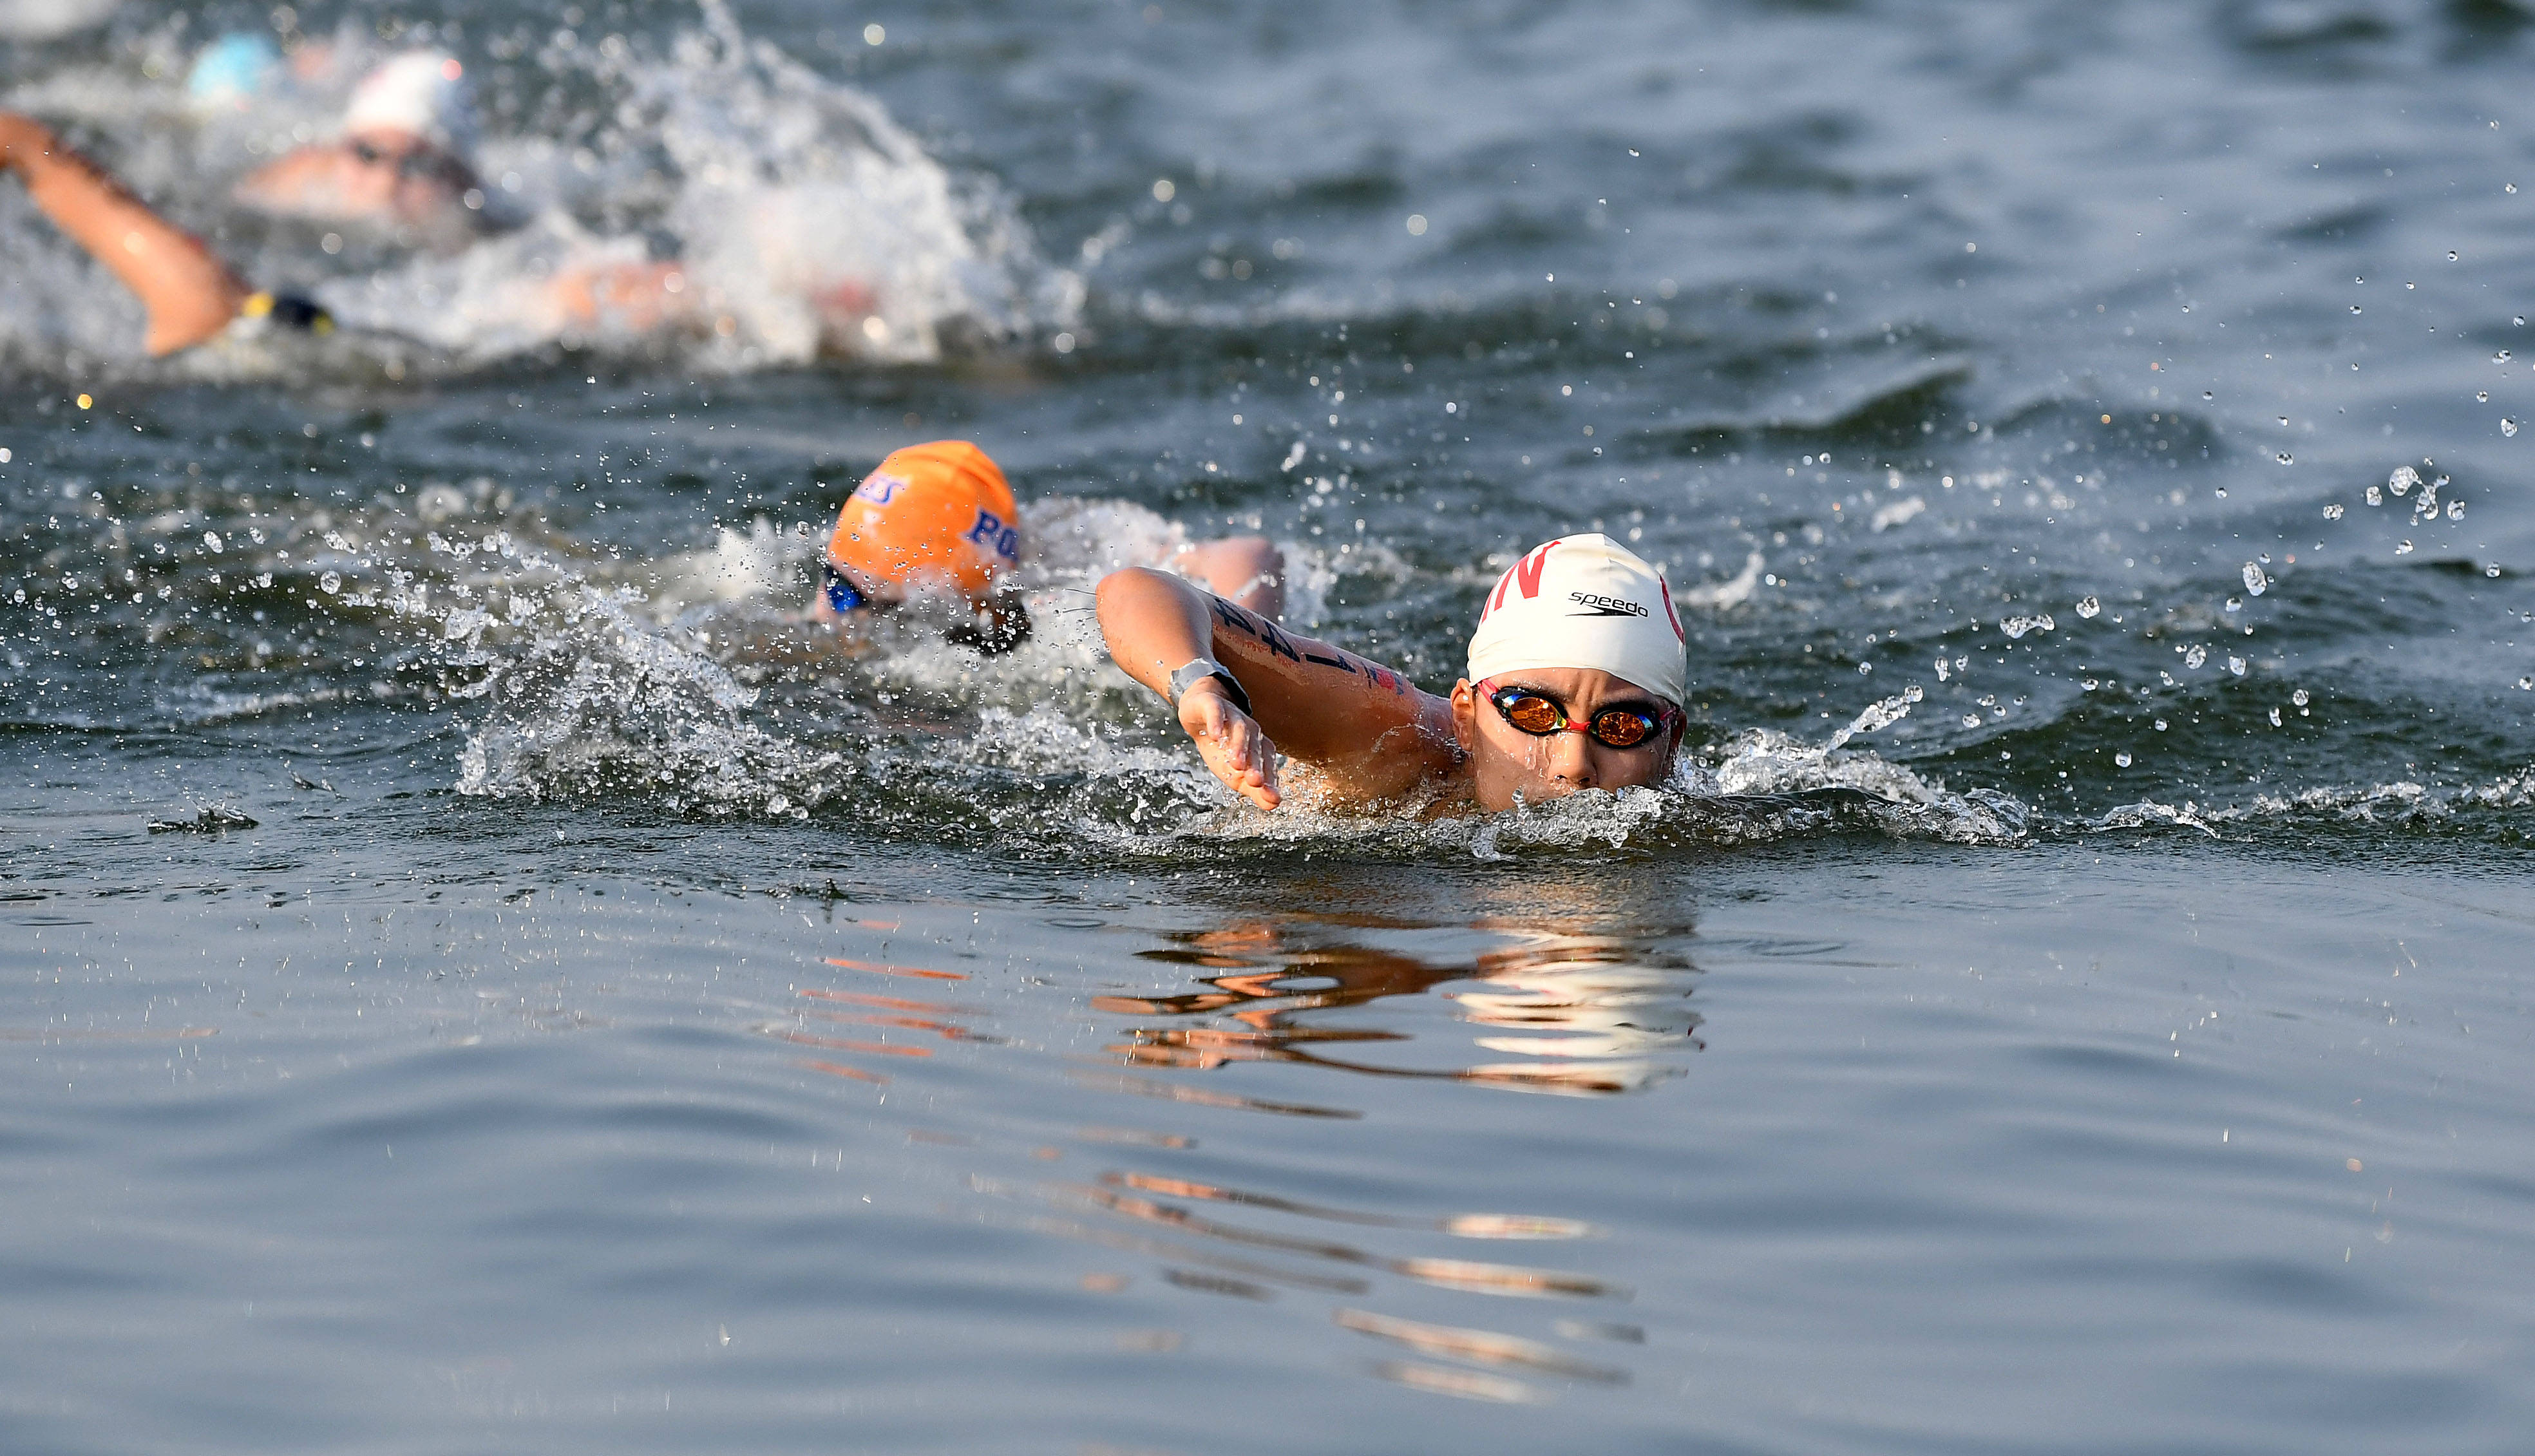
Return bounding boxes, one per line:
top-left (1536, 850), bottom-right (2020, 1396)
top-left (1095, 533), bottom-right (1687, 815)
top-left (817, 440), bottom-right (1286, 654)
top-left (0, 47), bottom-right (874, 357)
top-left (229, 49), bottom-right (490, 240)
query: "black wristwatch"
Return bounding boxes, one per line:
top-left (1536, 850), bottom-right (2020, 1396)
top-left (1167, 657), bottom-right (1252, 715)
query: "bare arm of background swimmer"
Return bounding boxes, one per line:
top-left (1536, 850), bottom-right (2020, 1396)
top-left (1094, 565), bottom-right (1457, 811)
top-left (0, 113), bottom-right (249, 356)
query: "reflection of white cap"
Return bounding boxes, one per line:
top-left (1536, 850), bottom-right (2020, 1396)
top-left (1467, 534), bottom-right (1687, 705)
top-left (344, 50), bottom-right (475, 154)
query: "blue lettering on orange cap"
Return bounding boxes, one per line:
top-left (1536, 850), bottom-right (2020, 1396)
top-left (964, 509), bottom-right (1021, 560)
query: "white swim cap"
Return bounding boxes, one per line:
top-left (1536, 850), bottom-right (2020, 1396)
top-left (1466, 534), bottom-right (1687, 705)
top-left (343, 50), bottom-right (476, 155)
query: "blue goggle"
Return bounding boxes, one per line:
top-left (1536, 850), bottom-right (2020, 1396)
top-left (821, 561), bottom-right (865, 613)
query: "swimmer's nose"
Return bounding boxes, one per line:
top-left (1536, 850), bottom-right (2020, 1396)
top-left (1544, 730), bottom-right (1598, 791)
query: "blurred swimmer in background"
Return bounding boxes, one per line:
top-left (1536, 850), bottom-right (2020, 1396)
top-left (819, 440), bottom-right (1284, 655)
top-left (1096, 533), bottom-right (1687, 815)
top-left (0, 43), bottom-right (879, 356)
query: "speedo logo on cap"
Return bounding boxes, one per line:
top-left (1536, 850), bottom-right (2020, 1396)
top-left (1568, 591), bottom-right (1648, 618)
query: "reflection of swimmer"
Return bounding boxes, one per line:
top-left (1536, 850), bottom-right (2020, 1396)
top-left (814, 440), bottom-right (1285, 654)
top-left (1097, 923), bottom-right (1696, 1096)
top-left (1096, 533), bottom-right (1688, 815)
top-left (0, 47), bottom-right (878, 357)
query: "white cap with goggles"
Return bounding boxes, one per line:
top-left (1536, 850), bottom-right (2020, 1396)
top-left (1466, 534), bottom-right (1687, 706)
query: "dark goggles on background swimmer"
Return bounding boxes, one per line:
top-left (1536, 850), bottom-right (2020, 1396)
top-left (1478, 679), bottom-right (1678, 750)
top-left (820, 560), bottom-right (866, 613)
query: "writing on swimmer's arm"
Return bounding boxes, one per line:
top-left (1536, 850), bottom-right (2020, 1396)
top-left (1209, 596), bottom-right (1403, 695)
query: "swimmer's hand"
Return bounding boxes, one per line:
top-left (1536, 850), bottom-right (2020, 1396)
top-left (0, 113), bottom-right (59, 171)
top-left (1179, 676), bottom-right (1281, 811)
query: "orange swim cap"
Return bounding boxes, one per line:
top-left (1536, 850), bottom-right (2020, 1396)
top-left (824, 440), bottom-right (1021, 603)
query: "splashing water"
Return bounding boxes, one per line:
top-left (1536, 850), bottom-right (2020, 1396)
top-left (0, 3), bottom-right (1077, 376)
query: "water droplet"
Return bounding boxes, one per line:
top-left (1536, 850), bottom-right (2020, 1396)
top-left (2114, 752), bottom-right (2132, 768)
top-left (1857, 661), bottom-right (1873, 674)
top-left (2225, 596), bottom-right (2243, 613)
top-left (2154, 719), bottom-right (2169, 731)
top-left (203, 531), bottom-right (223, 553)
top-left (319, 571), bottom-right (342, 595)
top-left (2478, 391), bottom-right (2491, 402)
top-left (2202, 391), bottom-right (2213, 401)
top-left (2323, 503), bottom-right (2345, 520)
top-left (2080, 677), bottom-right (2099, 690)
top-left (2520, 677), bottom-right (2534, 690)
top-left (1933, 657), bottom-right (1950, 682)
top-left (1961, 713), bottom-right (1982, 728)
top-left (2389, 466), bottom-right (2418, 496)
top-left (2183, 645), bottom-right (2207, 669)
top-left (2365, 485), bottom-right (2384, 506)
top-left (2395, 540), bottom-right (2415, 554)
top-left (2487, 564), bottom-right (2503, 578)
top-left (2242, 562), bottom-right (2268, 596)
top-left (2075, 595), bottom-right (2102, 618)
top-left (1999, 614), bottom-right (2055, 639)
top-left (2275, 452), bottom-right (2293, 465)
top-left (2268, 706), bottom-right (2283, 726)
top-left (2277, 416), bottom-right (2290, 426)
top-left (2498, 350), bottom-right (2514, 363)
top-left (2349, 305), bottom-right (2362, 314)
top-left (2505, 419), bottom-right (2521, 437)
top-left (2227, 655), bottom-right (2247, 676)
top-left (2291, 690), bottom-right (2310, 706)
top-left (2447, 500), bottom-right (2465, 520)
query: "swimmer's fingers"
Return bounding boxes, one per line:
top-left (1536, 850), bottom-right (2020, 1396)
top-left (1179, 685), bottom-right (1282, 811)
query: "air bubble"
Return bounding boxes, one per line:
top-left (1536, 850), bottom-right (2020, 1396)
top-left (2505, 419), bottom-right (2521, 437)
top-left (2242, 562), bottom-right (2268, 596)
top-left (2154, 719), bottom-right (2169, 731)
top-left (2183, 645), bottom-right (2207, 669)
top-left (2275, 452), bottom-right (2293, 465)
top-left (320, 571), bottom-right (342, 594)
top-left (2478, 392), bottom-right (2491, 402)
top-left (2114, 752), bottom-right (2132, 768)
top-left (2498, 350), bottom-right (2514, 363)
top-left (1961, 713), bottom-right (1981, 728)
top-left (2228, 656), bottom-right (2247, 676)
top-left (1999, 613), bottom-right (2055, 639)
top-left (204, 531), bottom-right (223, 553)
top-left (2268, 706), bottom-right (2283, 726)
top-left (2075, 595), bottom-right (2102, 618)
top-left (2366, 485), bottom-right (2384, 506)
top-left (2291, 690), bottom-right (2310, 706)
top-left (2447, 500), bottom-right (2465, 520)
top-left (2389, 466), bottom-right (2418, 496)
top-left (1934, 657), bottom-right (1950, 681)
top-left (2521, 677), bottom-right (2534, 690)
top-left (2323, 503), bottom-right (2345, 520)
top-left (2395, 540), bottom-right (2415, 554)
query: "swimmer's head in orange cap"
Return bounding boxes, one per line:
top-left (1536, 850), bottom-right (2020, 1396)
top-left (824, 440), bottom-right (1020, 606)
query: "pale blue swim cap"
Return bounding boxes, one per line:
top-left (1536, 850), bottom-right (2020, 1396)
top-left (186, 33), bottom-right (281, 111)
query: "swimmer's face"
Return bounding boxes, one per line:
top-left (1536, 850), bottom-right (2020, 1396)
top-left (234, 128), bottom-right (478, 229)
top-left (1449, 667), bottom-right (1682, 812)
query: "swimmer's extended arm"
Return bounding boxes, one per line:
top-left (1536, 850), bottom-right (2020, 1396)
top-left (1095, 566), bottom-right (1455, 811)
top-left (0, 112), bottom-right (250, 356)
